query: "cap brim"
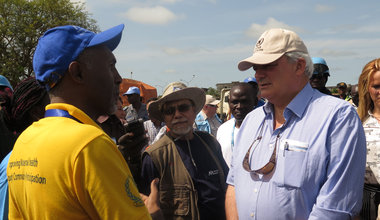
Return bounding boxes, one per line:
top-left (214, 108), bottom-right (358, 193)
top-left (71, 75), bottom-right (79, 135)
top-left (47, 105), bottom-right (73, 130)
top-left (148, 87), bottom-right (206, 122)
top-left (88, 24), bottom-right (124, 51)
top-left (238, 53), bottom-right (284, 71)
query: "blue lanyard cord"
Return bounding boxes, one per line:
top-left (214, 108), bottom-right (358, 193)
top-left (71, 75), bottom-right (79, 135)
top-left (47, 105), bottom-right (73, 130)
top-left (44, 109), bottom-right (82, 123)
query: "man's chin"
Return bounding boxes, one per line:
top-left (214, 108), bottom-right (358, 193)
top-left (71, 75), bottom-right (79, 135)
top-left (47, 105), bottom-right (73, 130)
top-left (234, 115), bottom-right (244, 121)
top-left (171, 126), bottom-right (192, 136)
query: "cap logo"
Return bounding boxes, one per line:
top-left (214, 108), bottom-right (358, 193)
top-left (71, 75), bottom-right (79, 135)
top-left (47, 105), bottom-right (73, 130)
top-left (172, 86), bottom-right (182, 92)
top-left (255, 38), bottom-right (264, 51)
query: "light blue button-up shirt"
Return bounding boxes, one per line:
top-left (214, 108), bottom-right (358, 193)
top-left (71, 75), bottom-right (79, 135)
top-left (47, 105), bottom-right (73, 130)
top-left (227, 83), bottom-right (366, 220)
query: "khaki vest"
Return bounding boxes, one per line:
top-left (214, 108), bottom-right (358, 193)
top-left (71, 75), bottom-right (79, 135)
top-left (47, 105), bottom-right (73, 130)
top-left (144, 131), bottom-right (226, 220)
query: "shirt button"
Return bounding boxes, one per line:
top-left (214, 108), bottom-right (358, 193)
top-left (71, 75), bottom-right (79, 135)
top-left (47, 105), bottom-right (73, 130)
top-left (250, 212), bottom-right (254, 217)
top-left (254, 188), bottom-right (258, 193)
top-left (269, 144), bottom-right (273, 150)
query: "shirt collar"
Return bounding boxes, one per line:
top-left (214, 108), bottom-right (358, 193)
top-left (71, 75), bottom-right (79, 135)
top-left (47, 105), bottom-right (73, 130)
top-left (263, 83), bottom-right (314, 120)
top-left (46, 103), bottom-right (102, 129)
top-left (368, 110), bottom-right (374, 116)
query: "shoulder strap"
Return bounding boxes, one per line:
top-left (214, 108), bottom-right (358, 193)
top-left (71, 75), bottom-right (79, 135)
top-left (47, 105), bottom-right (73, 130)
top-left (194, 131), bottom-right (226, 191)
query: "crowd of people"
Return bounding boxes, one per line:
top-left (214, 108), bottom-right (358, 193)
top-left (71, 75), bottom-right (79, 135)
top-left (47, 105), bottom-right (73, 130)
top-left (0, 23), bottom-right (378, 220)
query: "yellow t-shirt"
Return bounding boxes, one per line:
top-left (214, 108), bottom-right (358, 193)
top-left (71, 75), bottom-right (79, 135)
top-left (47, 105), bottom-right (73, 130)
top-left (7, 103), bottom-right (151, 220)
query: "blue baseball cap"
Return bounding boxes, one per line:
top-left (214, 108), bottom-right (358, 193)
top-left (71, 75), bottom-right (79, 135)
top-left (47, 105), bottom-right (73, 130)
top-left (0, 75), bottom-right (13, 91)
top-left (244, 76), bottom-right (257, 83)
top-left (312, 57), bottom-right (330, 76)
top-left (33, 24), bottom-right (125, 90)
top-left (123, 86), bottom-right (140, 95)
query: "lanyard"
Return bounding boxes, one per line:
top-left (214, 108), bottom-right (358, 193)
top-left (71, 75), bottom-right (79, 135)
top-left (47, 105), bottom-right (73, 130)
top-left (44, 109), bottom-right (82, 123)
top-left (231, 120), bottom-right (236, 150)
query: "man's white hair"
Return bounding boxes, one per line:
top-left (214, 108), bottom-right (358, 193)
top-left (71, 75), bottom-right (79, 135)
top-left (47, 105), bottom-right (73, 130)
top-left (285, 51), bottom-right (314, 78)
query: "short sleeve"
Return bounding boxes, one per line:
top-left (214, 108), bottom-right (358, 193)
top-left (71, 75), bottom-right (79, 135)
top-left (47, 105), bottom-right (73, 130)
top-left (73, 135), bottom-right (151, 219)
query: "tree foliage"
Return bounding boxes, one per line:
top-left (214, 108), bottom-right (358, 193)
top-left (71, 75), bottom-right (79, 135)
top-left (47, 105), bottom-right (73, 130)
top-left (0, 0), bottom-right (98, 86)
top-left (206, 87), bottom-right (220, 99)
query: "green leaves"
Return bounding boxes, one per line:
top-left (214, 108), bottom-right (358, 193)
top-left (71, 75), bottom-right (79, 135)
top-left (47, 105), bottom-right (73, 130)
top-left (0, 0), bottom-right (99, 86)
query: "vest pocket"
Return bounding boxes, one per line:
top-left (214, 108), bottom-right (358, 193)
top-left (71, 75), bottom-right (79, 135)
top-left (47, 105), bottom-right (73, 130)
top-left (160, 185), bottom-right (190, 216)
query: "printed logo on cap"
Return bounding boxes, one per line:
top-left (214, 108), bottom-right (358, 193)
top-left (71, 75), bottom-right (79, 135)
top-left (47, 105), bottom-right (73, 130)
top-left (172, 86), bottom-right (182, 92)
top-left (255, 38), bottom-right (264, 51)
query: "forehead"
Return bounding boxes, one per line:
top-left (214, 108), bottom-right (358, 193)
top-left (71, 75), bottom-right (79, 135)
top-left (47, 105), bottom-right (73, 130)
top-left (370, 71), bottom-right (380, 82)
top-left (231, 84), bottom-right (250, 94)
top-left (82, 45), bottom-right (115, 61)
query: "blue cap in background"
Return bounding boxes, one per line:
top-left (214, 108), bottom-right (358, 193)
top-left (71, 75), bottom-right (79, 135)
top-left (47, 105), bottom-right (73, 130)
top-left (312, 57), bottom-right (330, 76)
top-left (123, 86), bottom-right (140, 95)
top-left (244, 76), bottom-right (257, 83)
top-left (0, 75), bottom-right (13, 91)
top-left (33, 24), bottom-right (124, 90)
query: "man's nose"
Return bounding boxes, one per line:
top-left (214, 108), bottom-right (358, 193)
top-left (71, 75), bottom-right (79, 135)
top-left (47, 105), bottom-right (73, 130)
top-left (254, 70), bottom-right (265, 80)
top-left (173, 108), bottom-right (182, 118)
top-left (114, 68), bottom-right (122, 84)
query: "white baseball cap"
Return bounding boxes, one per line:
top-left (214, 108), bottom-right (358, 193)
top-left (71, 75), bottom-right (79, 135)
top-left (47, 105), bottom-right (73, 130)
top-left (238, 28), bottom-right (309, 71)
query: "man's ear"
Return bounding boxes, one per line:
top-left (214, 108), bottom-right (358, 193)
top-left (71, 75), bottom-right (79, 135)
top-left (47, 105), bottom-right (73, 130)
top-left (67, 61), bottom-right (85, 84)
top-left (295, 58), bottom-right (306, 76)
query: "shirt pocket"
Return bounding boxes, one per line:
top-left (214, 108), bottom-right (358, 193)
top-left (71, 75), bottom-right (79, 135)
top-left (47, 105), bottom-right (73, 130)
top-left (160, 184), bottom-right (190, 216)
top-left (274, 139), bottom-right (309, 188)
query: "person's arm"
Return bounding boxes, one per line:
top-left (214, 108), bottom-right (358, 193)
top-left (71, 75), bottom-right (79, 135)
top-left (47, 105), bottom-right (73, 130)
top-left (140, 153), bottom-right (160, 195)
top-left (225, 185), bottom-right (238, 220)
top-left (308, 107), bottom-right (366, 219)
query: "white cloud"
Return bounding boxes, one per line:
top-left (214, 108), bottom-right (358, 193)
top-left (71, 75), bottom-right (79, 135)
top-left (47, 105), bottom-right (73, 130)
top-left (122, 6), bottom-right (178, 25)
top-left (162, 47), bottom-right (185, 55)
top-left (163, 69), bottom-right (178, 74)
top-left (307, 37), bottom-right (380, 59)
top-left (160, 46), bottom-right (204, 55)
top-left (315, 4), bottom-right (334, 13)
top-left (318, 48), bottom-right (357, 57)
top-left (245, 17), bottom-right (302, 39)
top-left (317, 23), bottom-right (380, 35)
top-left (160, 0), bottom-right (182, 3)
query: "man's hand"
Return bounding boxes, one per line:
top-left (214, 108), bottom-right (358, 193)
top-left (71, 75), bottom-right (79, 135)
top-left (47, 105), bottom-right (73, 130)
top-left (140, 178), bottom-right (164, 220)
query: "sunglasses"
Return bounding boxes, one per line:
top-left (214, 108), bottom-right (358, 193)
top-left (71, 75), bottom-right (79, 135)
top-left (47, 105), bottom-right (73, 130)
top-left (242, 120), bottom-right (281, 175)
top-left (162, 103), bottom-right (192, 115)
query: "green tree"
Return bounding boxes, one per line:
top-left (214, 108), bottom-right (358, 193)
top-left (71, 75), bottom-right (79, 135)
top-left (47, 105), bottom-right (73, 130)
top-left (206, 87), bottom-right (220, 99)
top-left (0, 0), bottom-right (98, 86)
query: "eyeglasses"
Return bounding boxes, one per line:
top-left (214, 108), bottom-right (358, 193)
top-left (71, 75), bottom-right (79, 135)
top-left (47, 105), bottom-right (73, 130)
top-left (242, 121), bottom-right (280, 175)
top-left (162, 103), bottom-right (192, 116)
top-left (207, 104), bottom-right (217, 108)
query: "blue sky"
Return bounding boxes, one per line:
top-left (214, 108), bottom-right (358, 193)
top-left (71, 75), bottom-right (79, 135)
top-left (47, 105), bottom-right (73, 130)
top-left (78, 0), bottom-right (380, 94)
